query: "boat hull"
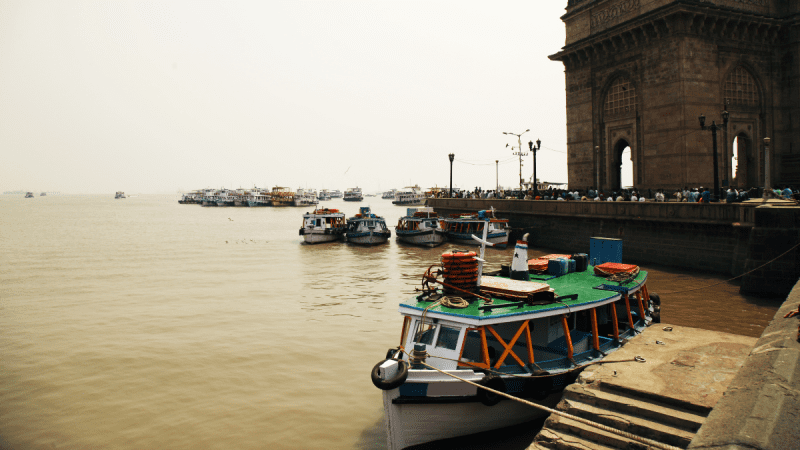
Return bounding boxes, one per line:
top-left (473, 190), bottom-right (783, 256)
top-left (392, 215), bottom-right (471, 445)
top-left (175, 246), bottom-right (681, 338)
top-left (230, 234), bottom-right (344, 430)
top-left (396, 229), bottom-right (446, 247)
top-left (446, 232), bottom-right (508, 249)
top-left (346, 231), bottom-right (390, 245)
top-left (343, 198), bottom-right (363, 202)
top-left (382, 374), bottom-right (560, 450)
top-left (392, 200), bottom-right (425, 206)
top-left (300, 229), bottom-right (344, 244)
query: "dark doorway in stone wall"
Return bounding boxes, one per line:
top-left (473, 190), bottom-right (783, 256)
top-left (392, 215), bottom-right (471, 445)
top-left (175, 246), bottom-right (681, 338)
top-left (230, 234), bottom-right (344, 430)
top-left (612, 139), bottom-right (632, 190)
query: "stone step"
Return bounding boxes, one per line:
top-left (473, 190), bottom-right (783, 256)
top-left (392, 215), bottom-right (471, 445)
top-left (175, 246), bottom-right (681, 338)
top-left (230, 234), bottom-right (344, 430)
top-left (562, 383), bottom-right (707, 432)
top-left (539, 414), bottom-right (664, 449)
top-left (532, 424), bottom-right (621, 450)
top-left (559, 395), bottom-right (695, 448)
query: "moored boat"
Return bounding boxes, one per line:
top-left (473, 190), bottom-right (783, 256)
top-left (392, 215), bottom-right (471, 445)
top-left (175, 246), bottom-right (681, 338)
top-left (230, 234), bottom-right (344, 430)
top-left (343, 187), bottom-right (363, 202)
top-left (441, 209), bottom-right (510, 249)
top-left (294, 188), bottom-right (319, 207)
top-left (346, 206), bottom-right (390, 245)
top-left (114, 191), bottom-right (126, 199)
top-left (270, 187), bottom-right (295, 207)
top-left (382, 189), bottom-right (397, 199)
top-left (392, 185), bottom-right (425, 206)
top-left (318, 189), bottom-right (332, 201)
top-left (25, 192), bottom-right (34, 198)
top-left (247, 190), bottom-right (272, 207)
top-left (299, 207), bottom-right (346, 244)
top-left (371, 241), bottom-right (658, 450)
top-left (395, 207), bottom-right (446, 248)
top-left (179, 191), bottom-right (203, 204)
top-left (330, 189), bottom-right (343, 198)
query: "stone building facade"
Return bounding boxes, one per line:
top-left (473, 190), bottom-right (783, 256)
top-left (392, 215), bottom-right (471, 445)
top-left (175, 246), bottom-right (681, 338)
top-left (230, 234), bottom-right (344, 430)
top-left (549, 0), bottom-right (800, 192)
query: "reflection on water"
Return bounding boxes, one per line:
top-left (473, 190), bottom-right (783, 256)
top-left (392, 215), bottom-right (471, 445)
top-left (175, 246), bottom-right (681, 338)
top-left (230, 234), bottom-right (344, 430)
top-left (0, 195), bottom-right (782, 450)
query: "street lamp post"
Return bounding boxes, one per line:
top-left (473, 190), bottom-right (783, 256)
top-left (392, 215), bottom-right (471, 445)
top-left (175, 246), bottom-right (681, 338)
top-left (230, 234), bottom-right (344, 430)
top-left (503, 129), bottom-right (530, 197)
top-left (699, 110), bottom-right (729, 202)
top-left (763, 137), bottom-right (771, 200)
top-left (495, 160), bottom-right (499, 196)
top-left (528, 139), bottom-right (541, 197)
top-left (448, 153), bottom-right (455, 198)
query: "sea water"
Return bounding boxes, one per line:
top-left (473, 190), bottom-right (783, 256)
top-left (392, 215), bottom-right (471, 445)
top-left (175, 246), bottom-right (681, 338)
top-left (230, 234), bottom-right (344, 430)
top-left (0, 194), bottom-right (780, 449)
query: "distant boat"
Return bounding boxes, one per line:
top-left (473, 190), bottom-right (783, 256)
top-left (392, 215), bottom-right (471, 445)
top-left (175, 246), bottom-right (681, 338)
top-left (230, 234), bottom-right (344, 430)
top-left (294, 188), bottom-right (319, 207)
top-left (382, 189), bottom-right (397, 199)
top-left (271, 186), bottom-right (295, 207)
top-left (329, 189), bottom-right (343, 198)
top-left (343, 187), bottom-right (364, 202)
top-left (392, 185), bottom-right (425, 206)
top-left (115, 191), bottom-right (126, 199)
top-left (25, 192), bottom-right (34, 198)
top-left (40, 192), bottom-right (47, 196)
top-left (318, 189), bottom-right (332, 201)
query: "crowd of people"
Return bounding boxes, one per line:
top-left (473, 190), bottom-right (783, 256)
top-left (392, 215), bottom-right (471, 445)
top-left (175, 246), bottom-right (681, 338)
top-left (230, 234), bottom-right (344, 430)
top-left (436, 185), bottom-right (800, 203)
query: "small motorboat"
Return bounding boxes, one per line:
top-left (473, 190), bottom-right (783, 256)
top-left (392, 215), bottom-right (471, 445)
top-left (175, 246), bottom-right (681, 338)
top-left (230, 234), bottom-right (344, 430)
top-left (371, 237), bottom-right (658, 449)
top-left (395, 207), bottom-right (446, 248)
top-left (346, 206), bottom-right (390, 245)
top-left (299, 207), bottom-right (346, 244)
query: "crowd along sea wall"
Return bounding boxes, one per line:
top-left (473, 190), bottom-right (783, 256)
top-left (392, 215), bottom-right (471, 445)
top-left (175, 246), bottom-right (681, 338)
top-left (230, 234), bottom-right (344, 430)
top-left (427, 198), bottom-right (800, 297)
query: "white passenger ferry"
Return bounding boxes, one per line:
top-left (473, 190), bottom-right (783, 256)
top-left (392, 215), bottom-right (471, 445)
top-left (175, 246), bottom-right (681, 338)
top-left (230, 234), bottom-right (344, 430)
top-left (299, 208), bottom-right (346, 244)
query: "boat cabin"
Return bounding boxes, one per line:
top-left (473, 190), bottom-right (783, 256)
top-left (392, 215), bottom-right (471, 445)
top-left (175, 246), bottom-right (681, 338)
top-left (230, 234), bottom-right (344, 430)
top-left (395, 270), bottom-right (651, 374)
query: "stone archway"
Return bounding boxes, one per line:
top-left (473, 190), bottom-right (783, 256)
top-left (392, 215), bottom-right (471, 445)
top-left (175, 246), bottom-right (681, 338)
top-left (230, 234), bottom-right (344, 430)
top-left (732, 133), bottom-right (756, 188)
top-left (611, 138), bottom-right (632, 190)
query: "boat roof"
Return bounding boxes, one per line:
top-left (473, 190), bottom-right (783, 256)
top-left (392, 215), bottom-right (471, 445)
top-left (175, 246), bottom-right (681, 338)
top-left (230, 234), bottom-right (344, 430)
top-left (398, 267), bottom-right (647, 326)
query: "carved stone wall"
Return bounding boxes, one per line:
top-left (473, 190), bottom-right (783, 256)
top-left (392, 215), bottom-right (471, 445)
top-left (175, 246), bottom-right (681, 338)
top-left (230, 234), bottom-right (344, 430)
top-left (552, 0), bottom-right (799, 191)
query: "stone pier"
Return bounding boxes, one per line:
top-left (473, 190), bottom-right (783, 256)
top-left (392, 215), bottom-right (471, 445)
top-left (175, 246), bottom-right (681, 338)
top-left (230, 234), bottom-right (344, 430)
top-left (427, 198), bottom-right (800, 297)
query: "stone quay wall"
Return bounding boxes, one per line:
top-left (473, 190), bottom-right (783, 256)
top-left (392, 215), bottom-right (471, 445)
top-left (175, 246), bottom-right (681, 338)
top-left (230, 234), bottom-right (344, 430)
top-left (688, 281), bottom-right (800, 449)
top-left (427, 198), bottom-right (800, 296)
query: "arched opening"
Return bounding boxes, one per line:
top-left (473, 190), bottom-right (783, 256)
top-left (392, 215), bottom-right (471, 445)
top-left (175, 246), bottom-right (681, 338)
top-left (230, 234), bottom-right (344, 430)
top-left (732, 133), bottom-right (755, 188)
top-left (620, 146), bottom-right (633, 188)
top-left (612, 139), bottom-right (632, 190)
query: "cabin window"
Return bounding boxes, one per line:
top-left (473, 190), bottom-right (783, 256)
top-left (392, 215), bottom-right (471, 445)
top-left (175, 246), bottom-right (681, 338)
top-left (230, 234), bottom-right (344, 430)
top-left (460, 330), bottom-right (483, 362)
top-left (414, 320), bottom-right (437, 345)
top-left (435, 325), bottom-right (461, 350)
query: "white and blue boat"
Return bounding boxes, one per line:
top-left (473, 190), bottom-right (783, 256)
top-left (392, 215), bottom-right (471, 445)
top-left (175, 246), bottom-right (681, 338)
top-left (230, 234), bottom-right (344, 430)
top-left (371, 241), bottom-right (658, 449)
top-left (395, 207), bottom-right (446, 248)
top-left (441, 209), bottom-right (510, 249)
top-left (299, 207), bottom-right (346, 244)
top-left (346, 206), bottom-right (390, 245)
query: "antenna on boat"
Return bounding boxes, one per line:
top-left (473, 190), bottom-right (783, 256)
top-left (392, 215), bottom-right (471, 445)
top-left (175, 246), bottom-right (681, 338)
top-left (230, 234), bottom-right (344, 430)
top-left (471, 219), bottom-right (493, 286)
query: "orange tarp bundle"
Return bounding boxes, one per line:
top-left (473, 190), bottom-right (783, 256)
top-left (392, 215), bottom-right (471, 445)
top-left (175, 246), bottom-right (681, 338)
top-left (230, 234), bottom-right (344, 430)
top-left (593, 262), bottom-right (639, 276)
top-left (527, 254), bottom-right (572, 272)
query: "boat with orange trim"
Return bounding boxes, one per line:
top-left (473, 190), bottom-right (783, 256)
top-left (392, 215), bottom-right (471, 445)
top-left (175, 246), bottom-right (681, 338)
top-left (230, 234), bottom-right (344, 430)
top-left (299, 207), bottom-right (346, 244)
top-left (346, 206), bottom-right (390, 245)
top-left (371, 240), bottom-right (659, 449)
top-left (395, 207), bottom-right (446, 248)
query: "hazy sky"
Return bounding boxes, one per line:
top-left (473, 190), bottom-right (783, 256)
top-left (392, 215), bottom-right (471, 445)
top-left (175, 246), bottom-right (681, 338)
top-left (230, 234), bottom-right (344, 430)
top-left (1, 1), bottom-right (570, 194)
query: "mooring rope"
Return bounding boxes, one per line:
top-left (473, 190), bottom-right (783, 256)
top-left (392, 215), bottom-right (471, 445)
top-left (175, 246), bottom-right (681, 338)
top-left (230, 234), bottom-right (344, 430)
top-left (404, 352), bottom-right (682, 450)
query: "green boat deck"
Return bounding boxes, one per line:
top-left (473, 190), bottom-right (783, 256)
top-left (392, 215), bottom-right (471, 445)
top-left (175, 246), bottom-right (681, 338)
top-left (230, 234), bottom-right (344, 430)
top-left (401, 267), bottom-right (648, 321)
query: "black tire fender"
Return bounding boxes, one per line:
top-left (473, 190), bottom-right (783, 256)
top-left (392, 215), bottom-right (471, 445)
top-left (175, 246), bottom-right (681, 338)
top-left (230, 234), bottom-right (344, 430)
top-left (477, 375), bottom-right (506, 406)
top-left (371, 359), bottom-right (409, 391)
top-left (649, 292), bottom-right (661, 306)
top-left (649, 292), bottom-right (662, 323)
